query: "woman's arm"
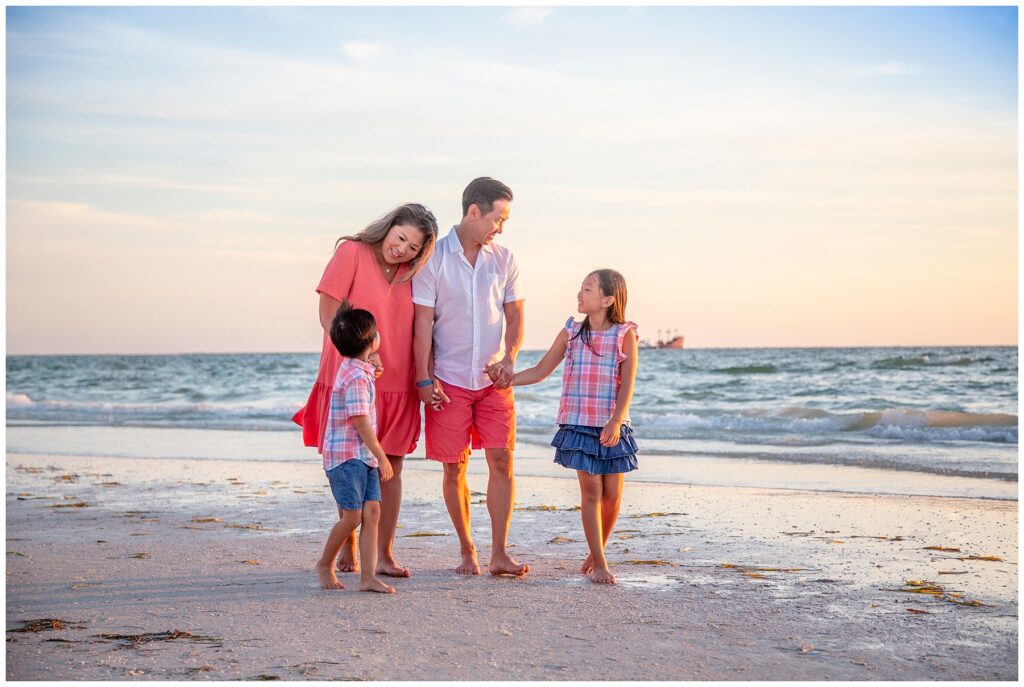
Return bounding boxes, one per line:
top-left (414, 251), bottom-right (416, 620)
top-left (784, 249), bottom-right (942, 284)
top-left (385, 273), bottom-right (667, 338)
top-left (510, 329), bottom-right (569, 387)
top-left (600, 329), bottom-right (639, 447)
top-left (319, 293), bottom-right (342, 331)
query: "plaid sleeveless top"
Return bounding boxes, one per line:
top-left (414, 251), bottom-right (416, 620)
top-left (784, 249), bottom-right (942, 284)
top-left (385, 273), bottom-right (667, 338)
top-left (556, 317), bottom-right (638, 427)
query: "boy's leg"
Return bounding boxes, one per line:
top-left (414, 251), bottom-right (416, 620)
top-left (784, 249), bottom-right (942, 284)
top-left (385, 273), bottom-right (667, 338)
top-left (582, 473), bottom-right (625, 574)
top-left (358, 501), bottom-right (395, 593)
top-left (577, 471), bottom-right (615, 584)
top-left (442, 460), bottom-right (479, 574)
top-left (317, 508), bottom-right (362, 589)
top-left (376, 454), bottom-right (410, 578)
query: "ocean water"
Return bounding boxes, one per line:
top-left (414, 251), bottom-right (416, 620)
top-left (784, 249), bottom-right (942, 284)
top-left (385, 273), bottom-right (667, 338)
top-left (6, 347), bottom-right (1017, 491)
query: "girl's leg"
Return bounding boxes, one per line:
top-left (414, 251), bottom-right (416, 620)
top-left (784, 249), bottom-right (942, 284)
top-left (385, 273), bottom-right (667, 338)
top-left (376, 454), bottom-right (410, 577)
top-left (358, 501), bottom-right (395, 593)
top-left (577, 471), bottom-right (615, 584)
top-left (581, 472), bottom-right (625, 574)
top-left (317, 508), bottom-right (362, 589)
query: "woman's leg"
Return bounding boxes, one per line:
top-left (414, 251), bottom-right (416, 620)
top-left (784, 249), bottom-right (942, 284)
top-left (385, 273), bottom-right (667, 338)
top-left (376, 454), bottom-right (410, 577)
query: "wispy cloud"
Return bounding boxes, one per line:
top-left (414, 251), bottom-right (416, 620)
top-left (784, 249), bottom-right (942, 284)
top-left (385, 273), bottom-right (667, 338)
top-left (834, 60), bottom-right (921, 79)
top-left (342, 40), bottom-right (390, 62)
top-left (505, 7), bottom-right (553, 29)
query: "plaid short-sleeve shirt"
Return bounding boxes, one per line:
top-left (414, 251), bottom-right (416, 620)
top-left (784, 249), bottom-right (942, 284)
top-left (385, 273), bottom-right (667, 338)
top-left (322, 357), bottom-right (378, 471)
top-left (556, 318), bottom-right (638, 428)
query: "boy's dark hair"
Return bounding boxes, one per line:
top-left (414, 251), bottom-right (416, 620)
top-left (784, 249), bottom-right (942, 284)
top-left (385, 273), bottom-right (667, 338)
top-left (461, 177), bottom-right (513, 217)
top-left (329, 302), bottom-right (378, 358)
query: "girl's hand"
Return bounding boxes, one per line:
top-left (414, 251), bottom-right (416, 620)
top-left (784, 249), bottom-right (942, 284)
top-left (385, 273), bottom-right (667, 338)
top-left (600, 419), bottom-right (622, 447)
top-left (368, 352), bottom-right (384, 379)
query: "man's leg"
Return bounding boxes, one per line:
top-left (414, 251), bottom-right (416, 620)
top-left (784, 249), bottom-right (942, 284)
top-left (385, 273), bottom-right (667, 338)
top-left (484, 447), bottom-right (529, 577)
top-left (442, 459), bottom-right (480, 574)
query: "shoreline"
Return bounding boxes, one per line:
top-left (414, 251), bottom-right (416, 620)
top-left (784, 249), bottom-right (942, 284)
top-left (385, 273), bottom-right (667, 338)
top-left (7, 424), bottom-right (1018, 502)
top-left (6, 450), bottom-right (1018, 680)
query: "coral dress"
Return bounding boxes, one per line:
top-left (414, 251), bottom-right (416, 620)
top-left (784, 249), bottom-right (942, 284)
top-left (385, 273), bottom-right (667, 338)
top-left (292, 240), bottom-right (421, 456)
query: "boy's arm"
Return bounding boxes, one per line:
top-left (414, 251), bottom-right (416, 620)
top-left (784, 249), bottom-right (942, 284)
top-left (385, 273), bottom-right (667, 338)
top-left (351, 415), bottom-right (393, 481)
top-left (511, 328), bottom-right (569, 387)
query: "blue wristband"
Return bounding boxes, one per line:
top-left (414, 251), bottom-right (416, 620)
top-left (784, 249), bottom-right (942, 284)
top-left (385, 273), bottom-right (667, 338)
top-left (416, 379), bottom-right (434, 388)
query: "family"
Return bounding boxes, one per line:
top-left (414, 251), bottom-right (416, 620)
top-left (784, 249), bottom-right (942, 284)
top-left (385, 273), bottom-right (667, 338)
top-left (292, 178), bottom-right (639, 593)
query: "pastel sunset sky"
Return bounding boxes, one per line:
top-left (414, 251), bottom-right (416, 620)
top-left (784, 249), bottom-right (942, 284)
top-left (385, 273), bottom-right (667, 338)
top-left (6, 5), bottom-right (1018, 354)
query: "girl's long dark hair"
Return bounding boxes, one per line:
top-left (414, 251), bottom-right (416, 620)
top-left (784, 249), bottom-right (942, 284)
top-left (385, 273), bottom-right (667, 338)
top-left (571, 269), bottom-right (628, 355)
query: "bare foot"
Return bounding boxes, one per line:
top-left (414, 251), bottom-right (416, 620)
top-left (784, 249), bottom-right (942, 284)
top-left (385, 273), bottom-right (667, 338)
top-left (376, 557), bottom-right (411, 578)
top-left (489, 552), bottom-right (530, 577)
top-left (456, 550), bottom-right (481, 575)
top-left (590, 566), bottom-right (616, 585)
top-left (335, 555), bottom-right (359, 573)
top-left (580, 553), bottom-right (594, 575)
top-left (360, 577), bottom-right (396, 594)
top-left (317, 562), bottom-right (345, 590)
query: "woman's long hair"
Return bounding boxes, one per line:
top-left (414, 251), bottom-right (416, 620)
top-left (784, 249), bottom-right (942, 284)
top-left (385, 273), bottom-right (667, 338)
top-left (335, 203), bottom-right (439, 283)
top-left (571, 269), bottom-right (628, 355)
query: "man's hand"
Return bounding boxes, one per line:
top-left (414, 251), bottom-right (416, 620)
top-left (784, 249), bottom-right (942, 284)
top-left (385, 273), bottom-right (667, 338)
top-left (378, 456), bottom-right (394, 482)
top-left (368, 352), bottom-right (384, 379)
top-left (485, 358), bottom-right (515, 389)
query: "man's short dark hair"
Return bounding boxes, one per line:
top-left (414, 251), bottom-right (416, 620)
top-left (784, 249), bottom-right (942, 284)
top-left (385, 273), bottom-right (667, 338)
top-left (329, 302), bottom-right (377, 358)
top-left (461, 177), bottom-right (513, 217)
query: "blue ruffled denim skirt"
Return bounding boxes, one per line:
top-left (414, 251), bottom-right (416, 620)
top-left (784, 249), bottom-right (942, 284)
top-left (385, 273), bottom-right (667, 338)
top-left (551, 424), bottom-right (638, 475)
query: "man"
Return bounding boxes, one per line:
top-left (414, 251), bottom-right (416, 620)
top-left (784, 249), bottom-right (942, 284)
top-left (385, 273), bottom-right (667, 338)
top-left (412, 177), bottom-right (529, 577)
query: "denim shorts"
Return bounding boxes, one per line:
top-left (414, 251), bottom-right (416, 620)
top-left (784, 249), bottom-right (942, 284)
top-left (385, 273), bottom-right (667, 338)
top-left (326, 460), bottom-right (381, 511)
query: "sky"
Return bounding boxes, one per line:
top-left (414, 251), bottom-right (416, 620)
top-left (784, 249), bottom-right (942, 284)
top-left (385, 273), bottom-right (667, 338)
top-left (6, 5), bottom-right (1019, 354)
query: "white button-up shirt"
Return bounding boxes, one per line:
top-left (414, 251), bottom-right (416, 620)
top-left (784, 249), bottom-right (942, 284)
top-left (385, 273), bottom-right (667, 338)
top-left (412, 227), bottom-right (523, 391)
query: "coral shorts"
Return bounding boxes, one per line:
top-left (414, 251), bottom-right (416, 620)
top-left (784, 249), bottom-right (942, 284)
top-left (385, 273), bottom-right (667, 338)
top-left (425, 381), bottom-right (515, 463)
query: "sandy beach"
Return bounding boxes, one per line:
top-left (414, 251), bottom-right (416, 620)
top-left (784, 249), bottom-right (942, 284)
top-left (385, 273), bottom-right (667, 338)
top-left (5, 450), bottom-right (1017, 680)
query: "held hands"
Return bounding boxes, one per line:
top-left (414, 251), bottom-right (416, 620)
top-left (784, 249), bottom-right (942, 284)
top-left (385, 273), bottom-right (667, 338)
top-left (483, 358), bottom-right (515, 389)
top-left (378, 456), bottom-right (394, 482)
top-left (600, 418), bottom-right (622, 447)
top-left (368, 352), bottom-right (384, 379)
top-left (418, 379), bottom-right (451, 412)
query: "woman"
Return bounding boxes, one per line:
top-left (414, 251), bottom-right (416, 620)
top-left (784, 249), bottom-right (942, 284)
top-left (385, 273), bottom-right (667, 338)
top-left (293, 203), bottom-right (438, 577)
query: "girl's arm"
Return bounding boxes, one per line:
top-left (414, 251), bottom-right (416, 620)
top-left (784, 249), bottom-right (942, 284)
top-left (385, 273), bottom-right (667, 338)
top-left (600, 328), bottom-right (639, 447)
top-left (509, 329), bottom-right (569, 387)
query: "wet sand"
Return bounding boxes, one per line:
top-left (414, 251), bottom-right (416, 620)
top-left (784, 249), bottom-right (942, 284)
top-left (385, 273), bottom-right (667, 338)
top-left (6, 452), bottom-right (1018, 680)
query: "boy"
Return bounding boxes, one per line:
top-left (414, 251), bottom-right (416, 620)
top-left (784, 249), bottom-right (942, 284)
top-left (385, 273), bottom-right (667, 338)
top-left (315, 303), bottom-right (396, 593)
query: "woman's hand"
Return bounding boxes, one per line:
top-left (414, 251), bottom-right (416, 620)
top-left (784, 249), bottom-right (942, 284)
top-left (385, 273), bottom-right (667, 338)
top-left (599, 419), bottom-right (622, 447)
top-left (418, 379), bottom-right (450, 411)
top-left (368, 352), bottom-right (384, 379)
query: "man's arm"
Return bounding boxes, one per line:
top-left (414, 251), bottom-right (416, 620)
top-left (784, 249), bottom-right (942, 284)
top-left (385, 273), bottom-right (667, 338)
top-left (490, 299), bottom-right (524, 388)
top-left (413, 304), bottom-right (449, 406)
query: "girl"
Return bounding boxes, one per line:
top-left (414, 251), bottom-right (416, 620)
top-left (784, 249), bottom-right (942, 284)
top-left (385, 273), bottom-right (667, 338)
top-left (511, 269), bottom-right (638, 584)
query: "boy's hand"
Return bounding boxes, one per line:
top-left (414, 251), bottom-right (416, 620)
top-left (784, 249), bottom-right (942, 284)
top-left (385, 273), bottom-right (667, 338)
top-left (600, 419), bottom-right (622, 447)
top-left (378, 456), bottom-right (394, 482)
